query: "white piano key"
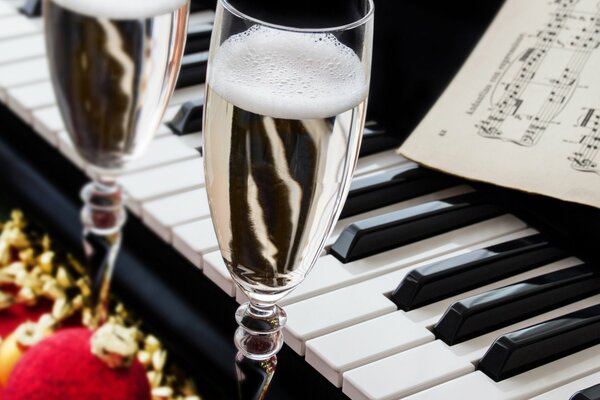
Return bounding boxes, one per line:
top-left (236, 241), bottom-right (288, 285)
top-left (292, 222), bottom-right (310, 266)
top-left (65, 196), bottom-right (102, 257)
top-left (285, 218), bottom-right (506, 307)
top-left (281, 215), bottom-right (527, 307)
top-left (57, 131), bottom-right (86, 169)
top-left (163, 104), bottom-right (180, 122)
top-left (170, 84), bottom-right (204, 105)
top-left (118, 157), bottom-right (205, 215)
top-left (7, 81), bottom-right (54, 123)
top-left (156, 123), bottom-right (173, 138)
top-left (2, 0), bottom-right (23, 7)
top-left (326, 185), bottom-right (474, 247)
top-left (404, 371), bottom-right (505, 400)
top-left (404, 342), bottom-right (600, 400)
top-left (32, 107), bottom-right (189, 144)
top-left (0, 15), bottom-right (38, 40)
top-left (0, 34), bottom-right (45, 65)
top-left (32, 106), bottom-right (62, 146)
top-left (0, 57), bottom-right (48, 100)
top-left (172, 218), bottom-right (218, 267)
top-left (354, 149), bottom-right (408, 177)
top-left (306, 312), bottom-right (435, 387)
top-left (32, 89), bottom-right (185, 138)
top-left (142, 188), bottom-right (210, 242)
top-left (343, 341), bottom-right (474, 400)
top-left (103, 134), bottom-right (198, 177)
top-left (178, 131), bottom-right (202, 150)
top-left (283, 268), bottom-right (407, 355)
top-left (531, 370), bottom-right (600, 399)
top-left (202, 251), bottom-right (237, 297)
top-left (188, 10), bottom-right (215, 26)
top-left (0, 2), bottom-right (16, 18)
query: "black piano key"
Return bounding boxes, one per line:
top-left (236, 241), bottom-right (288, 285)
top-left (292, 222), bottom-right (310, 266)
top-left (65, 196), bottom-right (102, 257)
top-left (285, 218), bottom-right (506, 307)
top-left (185, 24), bottom-right (213, 55)
top-left (340, 163), bottom-right (459, 219)
top-left (20, 0), bottom-right (41, 17)
top-left (359, 123), bottom-right (401, 157)
top-left (478, 304), bottom-right (600, 382)
top-left (176, 52), bottom-right (208, 89)
top-left (330, 192), bottom-right (503, 263)
top-left (571, 383), bottom-right (600, 400)
top-left (392, 234), bottom-right (567, 311)
top-left (168, 99), bottom-right (204, 136)
top-left (434, 263), bottom-right (600, 345)
top-left (190, 0), bottom-right (216, 12)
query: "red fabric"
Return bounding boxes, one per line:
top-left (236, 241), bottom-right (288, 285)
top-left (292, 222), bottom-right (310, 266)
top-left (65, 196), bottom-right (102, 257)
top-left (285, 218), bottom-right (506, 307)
top-left (0, 301), bottom-right (51, 339)
top-left (3, 328), bottom-right (151, 400)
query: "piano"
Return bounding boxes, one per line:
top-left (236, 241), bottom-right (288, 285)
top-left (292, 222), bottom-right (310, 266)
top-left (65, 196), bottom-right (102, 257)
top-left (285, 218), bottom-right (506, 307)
top-left (2, 0), bottom-right (600, 398)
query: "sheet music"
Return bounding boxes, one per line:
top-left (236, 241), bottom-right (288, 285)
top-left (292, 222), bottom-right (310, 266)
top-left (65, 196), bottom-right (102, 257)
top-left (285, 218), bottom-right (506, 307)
top-left (399, 0), bottom-right (600, 208)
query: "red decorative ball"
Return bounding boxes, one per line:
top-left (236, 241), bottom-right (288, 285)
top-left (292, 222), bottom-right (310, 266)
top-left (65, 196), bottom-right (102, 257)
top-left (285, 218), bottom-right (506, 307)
top-left (3, 328), bottom-right (150, 400)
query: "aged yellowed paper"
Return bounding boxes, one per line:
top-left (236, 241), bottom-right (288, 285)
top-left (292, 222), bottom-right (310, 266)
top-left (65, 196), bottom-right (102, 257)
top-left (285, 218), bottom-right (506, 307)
top-left (400, 0), bottom-right (600, 208)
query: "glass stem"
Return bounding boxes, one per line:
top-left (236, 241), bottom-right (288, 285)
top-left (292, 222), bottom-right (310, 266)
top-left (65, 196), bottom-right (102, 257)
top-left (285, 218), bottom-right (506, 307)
top-left (80, 179), bottom-right (126, 329)
top-left (235, 351), bottom-right (277, 400)
top-left (234, 301), bottom-right (287, 399)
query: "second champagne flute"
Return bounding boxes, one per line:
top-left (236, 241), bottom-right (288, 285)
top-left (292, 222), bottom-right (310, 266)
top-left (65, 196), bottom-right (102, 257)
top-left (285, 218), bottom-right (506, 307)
top-left (44, 0), bottom-right (189, 360)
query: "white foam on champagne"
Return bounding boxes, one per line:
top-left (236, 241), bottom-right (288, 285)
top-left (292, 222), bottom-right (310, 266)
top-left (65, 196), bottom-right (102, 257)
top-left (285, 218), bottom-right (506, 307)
top-left (209, 26), bottom-right (369, 120)
top-left (51, 0), bottom-right (187, 19)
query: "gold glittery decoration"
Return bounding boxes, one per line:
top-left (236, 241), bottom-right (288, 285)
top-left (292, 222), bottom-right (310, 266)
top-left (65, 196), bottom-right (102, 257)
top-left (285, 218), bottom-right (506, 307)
top-left (0, 291), bottom-right (15, 310)
top-left (90, 322), bottom-right (138, 369)
top-left (0, 211), bottom-right (203, 399)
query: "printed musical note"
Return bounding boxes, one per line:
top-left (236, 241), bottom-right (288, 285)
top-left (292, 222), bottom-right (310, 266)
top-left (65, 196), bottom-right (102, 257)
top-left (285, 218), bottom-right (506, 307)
top-left (570, 110), bottom-right (600, 174)
top-left (478, 0), bottom-right (600, 147)
top-left (401, 0), bottom-right (600, 208)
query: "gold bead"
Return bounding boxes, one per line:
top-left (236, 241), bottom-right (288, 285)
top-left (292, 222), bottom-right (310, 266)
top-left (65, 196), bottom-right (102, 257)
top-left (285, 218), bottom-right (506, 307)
top-left (90, 322), bottom-right (139, 369)
top-left (137, 350), bottom-right (152, 367)
top-left (14, 322), bottom-right (47, 348)
top-left (18, 248), bottom-right (34, 265)
top-left (42, 279), bottom-right (66, 300)
top-left (16, 287), bottom-right (37, 306)
top-left (56, 266), bottom-right (74, 288)
top-left (51, 298), bottom-right (73, 322)
top-left (147, 371), bottom-right (163, 387)
top-left (0, 290), bottom-right (16, 310)
top-left (72, 294), bottom-right (84, 310)
top-left (152, 349), bottom-right (168, 371)
top-left (37, 314), bottom-right (57, 333)
top-left (151, 386), bottom-right (174, 399)
top-left (76, 278), bottom-right (91, 298)
top-left (145, 335), bottom-right (161, 353)
top-left (38, 251), bottom-right (55, 274)
top-left (41, 235), bottom-right (51, 251)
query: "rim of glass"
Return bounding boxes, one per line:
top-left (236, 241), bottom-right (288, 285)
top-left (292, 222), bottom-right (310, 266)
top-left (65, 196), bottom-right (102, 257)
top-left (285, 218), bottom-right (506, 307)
top-left (218, 0), bottom-right (375, 33)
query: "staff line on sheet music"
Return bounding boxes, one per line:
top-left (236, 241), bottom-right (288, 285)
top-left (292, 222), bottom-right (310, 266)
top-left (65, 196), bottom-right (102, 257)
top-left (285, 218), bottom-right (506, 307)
top-left (522, 7), bottom-right (600, 145)
top-left (477, 0), bottom-right (579, 143)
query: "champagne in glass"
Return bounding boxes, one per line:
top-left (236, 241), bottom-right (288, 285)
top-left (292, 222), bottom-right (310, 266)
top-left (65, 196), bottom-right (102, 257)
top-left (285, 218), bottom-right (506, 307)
top-left (204, 0), bottom-right (373, 395)
top-left (43, 0), bottom-right (189, 356)
top-left (45, 0), bottom-right (188, 170)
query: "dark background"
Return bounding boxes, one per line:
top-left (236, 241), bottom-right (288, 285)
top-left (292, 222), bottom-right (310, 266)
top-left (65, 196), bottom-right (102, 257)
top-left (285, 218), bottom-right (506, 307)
top-left (367, 0), bottom-right (505, 139)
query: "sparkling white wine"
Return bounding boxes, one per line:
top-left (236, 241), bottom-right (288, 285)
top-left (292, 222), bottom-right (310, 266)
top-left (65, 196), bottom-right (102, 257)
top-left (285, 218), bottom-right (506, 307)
top-left (44, 0), bottom-right (188, 170)
top-left (204, 26), bottom-right (369, 303)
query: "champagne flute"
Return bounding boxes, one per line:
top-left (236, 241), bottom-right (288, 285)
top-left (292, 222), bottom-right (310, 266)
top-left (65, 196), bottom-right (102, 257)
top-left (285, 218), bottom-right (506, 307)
top-left (43, 0), bottom-right (189, 360)
top-left (204, 0), bottom-right (374, 395)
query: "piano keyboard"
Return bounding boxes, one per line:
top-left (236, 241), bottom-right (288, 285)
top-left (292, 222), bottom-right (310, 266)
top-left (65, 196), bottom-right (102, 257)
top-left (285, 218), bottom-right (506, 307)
top-left (2, 1), bottom-right (600, 399)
